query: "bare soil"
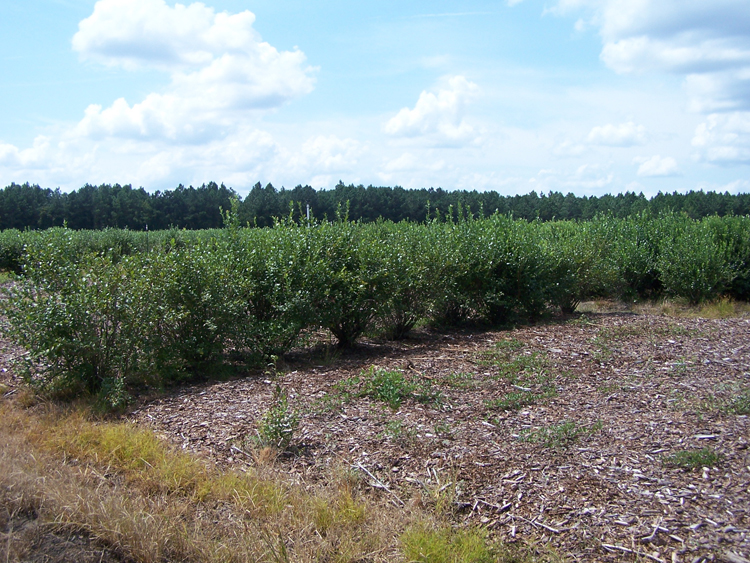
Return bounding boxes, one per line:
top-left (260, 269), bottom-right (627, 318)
top-left (2, 307), bottom-right (749, 562)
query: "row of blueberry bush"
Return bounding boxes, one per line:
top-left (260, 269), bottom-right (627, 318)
top-left (1, 211), bottom-right (748, 404)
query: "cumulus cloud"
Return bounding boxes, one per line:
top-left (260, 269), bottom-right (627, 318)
top-left (587, 121), bottom-right (647, 146)
top-left (70, 0), bottom-right (314, 144)
top-left (384, 76), bottom-right (480, 146)
top-left (75, 0), bottom-right (275, 71)
top-left (692, 111), bottom-right (750, 164)
top-left (634, 155), bottom-right (681, 177)
top-left (0, 1), bottom-right (322, 189)
top-left (551, 1), bottom-right (750, 114)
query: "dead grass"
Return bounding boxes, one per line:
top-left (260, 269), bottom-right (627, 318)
top-left (633, 296), bottom-right (750, 319)
top-left (578, 297), bottom-right (750, 319)
top-left (0, 399), bottom-right (531, 563)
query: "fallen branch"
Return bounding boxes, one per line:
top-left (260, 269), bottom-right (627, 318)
top-left (602, 543), bottom-right (665, 563)
top-left (514, 514), bottom-right (563, 534)
top-left (353, 463), bottom-right (405, 506)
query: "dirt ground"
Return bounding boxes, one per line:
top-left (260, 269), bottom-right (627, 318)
top-left (2, 306), bottom-right (750, 562)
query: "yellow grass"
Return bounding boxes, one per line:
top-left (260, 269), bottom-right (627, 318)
top-left (0, 398), bottom-right (539, 563)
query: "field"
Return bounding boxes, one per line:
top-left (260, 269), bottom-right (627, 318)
top-left (1, 214), bottom-right (750, 561)
top-left (2, 300), bottom-right (749, 562)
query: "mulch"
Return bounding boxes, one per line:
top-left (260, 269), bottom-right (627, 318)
top-left (3, 307), bottom-right (749, 562)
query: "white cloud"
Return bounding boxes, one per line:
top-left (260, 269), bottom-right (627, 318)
top-left (553, 140), bottom-right (588, 157)
top-left (692, 111), bottom-right (750, 164)
top-left (70, 0), bottom-right (314, 144)
top-left (383, 75), bottom-right (480, 146)
top-left (0, 0), bottom-right (322, 189)
top-left (634, 154), bottom-right (681, 177)
top-left (548, 0), bottom-right (750, 176)
top-left (587, 121), bottom-right (647, 146)
top-left (527, 163), bottom-right (615, 193)
top-left (551, 1), bottom-right (750, 114)
top-left (289, 135), bottom-right (363, 173)
top-left (75, 0), bottom-right (263, 71)
top-left (384, 153), bottom-right (417, 172)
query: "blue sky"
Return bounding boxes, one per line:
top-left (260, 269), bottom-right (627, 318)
top-left (1, 0), bottom-right (749, 197)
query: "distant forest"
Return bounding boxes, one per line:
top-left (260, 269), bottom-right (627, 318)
top-left (2, 180), bottom-right (749, 231)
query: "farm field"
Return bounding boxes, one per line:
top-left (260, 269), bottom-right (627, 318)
top-left (3, 304), bottom-right (748, 562)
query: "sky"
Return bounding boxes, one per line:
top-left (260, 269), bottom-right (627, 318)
top-left (1, 0), bottom-right (749, 197)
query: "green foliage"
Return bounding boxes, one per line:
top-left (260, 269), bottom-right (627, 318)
top-left (658, 219), bottom-right (734, 304)
top-left (305, 221), bottom-right (389, 347)
top-left (663, 448), bottom-right (722, 470)
top-left (3, 211), bottom-right (750, 408)
top-left (401, 524), bottom-right (497, 563)
top-left (727, 389), bottom-right (750, 415)
top-left (2, 234), bottom-right (157, 402)
top-left (359, 366), bottom-right (415, 410)
top-left (543, 219), bottom-right (619, 313)
top-left (518, 420), bottom-right (602, 449)
top-left (485, 391), bottom-right (538, 412)
top-left (255, 384), bottom-right (300, 450)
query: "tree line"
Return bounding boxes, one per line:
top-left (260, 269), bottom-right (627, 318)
top-left (2, 180), bottom-right (749, 231)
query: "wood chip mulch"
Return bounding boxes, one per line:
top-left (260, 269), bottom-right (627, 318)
top-left (4, 309), bottom-right (749, 562)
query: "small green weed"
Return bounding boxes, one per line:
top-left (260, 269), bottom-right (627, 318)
top-left (728, 389), bottom-right (750, 415)
top-left (413, 379), bottom-right (444, 406)
top-left (442, 371), bottom-right (476, 389)
top-left (361, 367), bottom-right (414, 409)
top-left (331, 366), bottom-right (442, 410)
top-left (381, 420), bottom-right (416, 445)
top-left (401, 523), bottom-right (495, 563)
top-left (480, 340), bottom-right (550, 388)
top-left (695, 385), bottom-right (750, 415)
top-left (255, 384), bottom-right (300, 450)
top-left (596, 383), bottom-right (621, 395)
top-left (433, 421), bottom-right (453, 438)
top-left (567, 314), bottom-right (595, 327)
top-left (485, 391), bottom-right (538, 412)
top-left (519, 420), bottom-right (602, 449)
top-left (663, 448), bottom-right (722, 470)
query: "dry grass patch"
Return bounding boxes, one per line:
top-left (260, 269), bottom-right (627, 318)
top-left (634, 296), bottom-right (750, 318)
top-left (0, 400), bottom-right (526, 563)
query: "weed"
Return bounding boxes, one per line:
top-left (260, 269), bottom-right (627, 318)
top-left (663, 448), bottom-right (722, 470)
top-left (330, 366), bottom-right (442, 411)
top-left (669, 358), bottom-right (690, 377)
top-left (596, 382), bottom-right (620, 395)
top-left (413, 379), bottom-right (444, 406)
top-left (401, 523), bottom-right (495, 563)
top-left (255, 384), bottom-right (300, 451)
top-left (695, 385), bottom-right (750, 415)
top-left (485, 391), bottom-right (538, 412)
top-left (361, 367), bottom-right (414, 409)
top-left (264, 355), bottom-right (281, 379)
top-left (433, 421), bottom-right (453, 438)
top-left (519, 420), bottom-right (602, 449)
top-left (567, 314), bottom-right (595, 327)
top-left (442, 371), bottom-right (476, 389)
top-left (728, 389), bottom-right (750, 415)
top-left (381, 420), bottom-right (417, 445)
top-left (418, 467), bottom-right (462, 516)
top-left (480, 340), bottom-right (550, 388)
